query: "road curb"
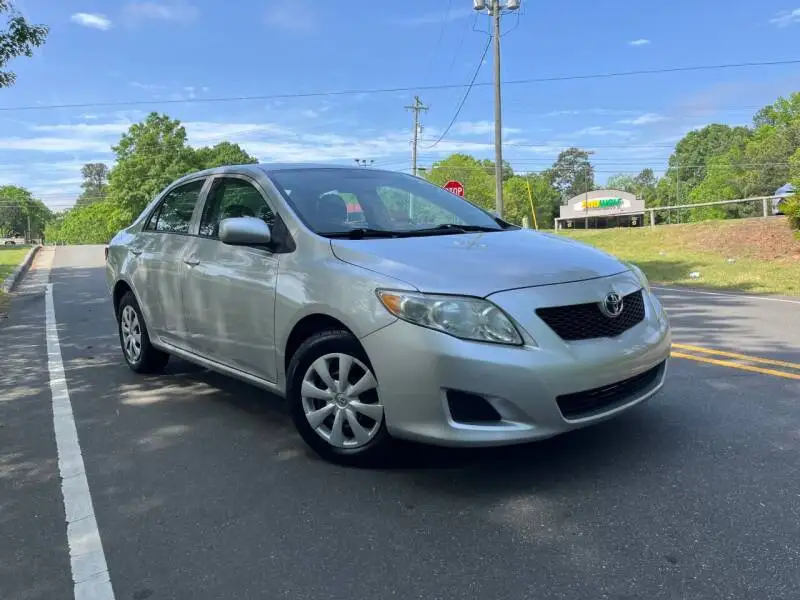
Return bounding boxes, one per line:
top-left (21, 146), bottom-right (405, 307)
top-left (1, 244), bottom-right (42, 294)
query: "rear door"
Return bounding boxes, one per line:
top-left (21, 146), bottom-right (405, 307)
top-left (181, 175), bottom-right (281, 382)
top-left (130, 178), bottom-right (208, 347)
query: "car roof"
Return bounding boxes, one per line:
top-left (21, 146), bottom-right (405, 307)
top-left (183, 162), bottom-right (392, 179)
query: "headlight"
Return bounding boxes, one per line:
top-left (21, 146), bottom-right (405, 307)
top-left (375, 289), bottom-right (524, 346)
top-left (627, 263), bottom-right (650, 291)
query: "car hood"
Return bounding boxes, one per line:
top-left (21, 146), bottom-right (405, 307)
top-left (330, 229), bottom-right (630, 297)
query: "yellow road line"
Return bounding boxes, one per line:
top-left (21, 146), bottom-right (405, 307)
top-left (672, 343), bottom-right (800, 371)
top-left (671, 351), bottom-right (800, 380)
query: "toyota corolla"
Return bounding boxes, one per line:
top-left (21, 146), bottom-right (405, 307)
top-left (106, 163), bottom-right (671, 466)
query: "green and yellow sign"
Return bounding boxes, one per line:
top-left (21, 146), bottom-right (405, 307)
top-left (579, 197), bottom-right (623, 210)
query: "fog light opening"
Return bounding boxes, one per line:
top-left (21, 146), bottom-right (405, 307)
top-left (445, 390), bottom-right (503, 424)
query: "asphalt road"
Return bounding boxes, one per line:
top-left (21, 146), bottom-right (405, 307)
top-left (1, 245), bottom-right (799, 600)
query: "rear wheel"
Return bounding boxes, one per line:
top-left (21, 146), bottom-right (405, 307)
top-left (287, 329), bottom-right (393, 467)
top-left (117, 291), bottom-right (170, 374)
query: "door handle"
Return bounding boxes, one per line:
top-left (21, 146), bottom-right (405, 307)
top-left (130, 249), bottom-right (142, 256)
top-left (183, 258), bottom-right (200, 266)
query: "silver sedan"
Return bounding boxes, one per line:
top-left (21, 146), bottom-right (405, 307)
top-left (106, 163), bottom-right (671, 466)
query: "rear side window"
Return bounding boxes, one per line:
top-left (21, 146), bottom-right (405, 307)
top-left (146, 179), bottom-right (205, 234)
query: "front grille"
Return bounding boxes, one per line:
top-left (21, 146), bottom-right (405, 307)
top-left (556, 361), bottom-right (665, 420)
top-left (536, 289), bottom-right (645, 341)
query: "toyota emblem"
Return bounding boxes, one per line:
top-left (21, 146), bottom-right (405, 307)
top-left (600, 292), bottom-right (624, 318)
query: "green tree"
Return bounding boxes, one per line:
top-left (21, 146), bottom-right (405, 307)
top-left (421, 153), bottom-right (495, 211)
top-left (753, 93), bottom-right (800, 137)
top-left (107, 113), bottom-right (261, 219)
top-left (633, 168), bottom-right (659, 206)
top-left (738, 128), bottom-right (790, 198)
top-left (107, 112), bottom-right (198, 217)
top-left (45, 200), bottom-right (130, 245)
top-left (605, 174), bottom-right (638, 193)
top-left (549, 148), bottom-right (595, 200)
top-left (688, 150), bottom-right (745, 221)
top-left (76, 163), bottom-right (109, 207)
top-left (506, 172), bottom-right (561, 229)
top-left (192, 141), bottom-right (258, 170)
top-left (0, 1), bottom-right (48, 87)
top-left (666, 124), bottom-right (751, 203)
top-left (0, 185), bottom-right (52, 239)
top-left (501, 176), bottom-right (532, 225)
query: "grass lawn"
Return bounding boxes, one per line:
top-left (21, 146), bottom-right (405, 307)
top-left (0, 246), bottom-right (32, 315)
top-left (558, 217), bottom-right (800, 296)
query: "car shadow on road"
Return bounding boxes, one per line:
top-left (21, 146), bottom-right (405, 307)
top-left (49, 263), bottom-right (799, 492)
top-left (31, 259), bottom-right (800, 600)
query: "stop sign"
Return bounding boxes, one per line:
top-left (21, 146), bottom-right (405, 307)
top-left (443, 180), bottom-right (465, 197)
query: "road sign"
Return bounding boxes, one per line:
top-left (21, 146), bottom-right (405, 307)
top-left (443, 180), bottom-right (464, 197)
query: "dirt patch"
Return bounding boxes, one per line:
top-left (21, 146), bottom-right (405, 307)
top-left (675, 217), bottom-right (800, 262)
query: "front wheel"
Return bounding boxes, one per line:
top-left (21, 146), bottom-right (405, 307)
top-left (287, 329), bottom-right (393, 467)
top-left (117, 291), bottom-right (170, 374)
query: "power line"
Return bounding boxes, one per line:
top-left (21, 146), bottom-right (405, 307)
top-left (441, 12), bottom-right (473, 86)
top-left (422, 0), bottom-right (455, 85)
top-left (421, 36), bottom-right (493, 150)
top-left (1, 58), bottom-right (798, 113)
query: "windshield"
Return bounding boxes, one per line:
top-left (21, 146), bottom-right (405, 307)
top-left (268, 168), bottom-right (506, 237)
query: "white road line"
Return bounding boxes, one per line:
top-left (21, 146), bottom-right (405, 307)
top-left (652, 286), bottom-right (800, 305)
top-left (46, 283), bottom-right (116, 600)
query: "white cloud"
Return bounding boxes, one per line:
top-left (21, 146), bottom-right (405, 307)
top-left (397, 8), bottom-right (473, 26)
top-left (123, 2), bottom-right (198, 24)
top-left (628, 39), bottom-right (650, 46)
top-left (70, 13), bottom-right (113, 30)
top-left (770, 8), bottom-right (800, 27)
top-left (129, 81), bottom-right (164, 91)
top-left (31, 123), bottom-right (132, 135)
top-left (570, 126), bottom-right (634, 138)
top-left (182, 122), bottom-right (294, 145)
top-left (536, 108), bottom-right (639, 119)
top-left (617, 113), bottom-right (668, 126)
top-left (452, 121), bottom-right (522, 136)
top-left (0, 137), bottom-right (112, 153)
top-left (265, 4), bottom-right (316, 31)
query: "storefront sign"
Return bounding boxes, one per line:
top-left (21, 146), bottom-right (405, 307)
top-left (577, 197), bottom-right (623, 211)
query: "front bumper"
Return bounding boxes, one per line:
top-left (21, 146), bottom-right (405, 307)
top-left (361, 278), bottom-right (671, 447)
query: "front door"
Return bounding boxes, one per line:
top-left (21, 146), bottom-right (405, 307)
top-left (181, 176), bottom-right (280, 382)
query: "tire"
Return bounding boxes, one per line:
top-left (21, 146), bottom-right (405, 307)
top-left (117, 291), bottom-right (170, 374)
top-left (287, 329), bottom-right (393, 467)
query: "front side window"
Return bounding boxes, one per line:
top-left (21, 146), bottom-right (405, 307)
top-left (268, 168), bottom-right (504, 237)
top-left (146, 179), bottom-right (205, 234)
top-left (199, 178), bottom-right (276, 238)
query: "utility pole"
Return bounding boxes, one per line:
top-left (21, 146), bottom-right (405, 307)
top-left (474, 0), bottom-right (520, 218)
top-left (491, 1), bottom-right (504, 217)
top-left (354, 158), bottom-right (374, 168)
top-left (405, 96), bottom-right (428, 176)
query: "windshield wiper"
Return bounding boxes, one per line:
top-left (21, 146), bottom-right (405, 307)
top-left (324, 228), bottom-right (402, 239)
top-left (409, 223), bottom-right (502, 235)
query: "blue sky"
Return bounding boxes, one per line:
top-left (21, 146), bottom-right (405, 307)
top-left (2, 0), bottom-right (800, 210)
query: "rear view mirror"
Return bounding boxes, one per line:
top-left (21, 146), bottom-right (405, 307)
top-left (219, 217), bottom-right (272, 246)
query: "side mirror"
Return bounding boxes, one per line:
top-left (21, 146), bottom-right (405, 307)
top-left (219, 217), bottom-right (272, 246)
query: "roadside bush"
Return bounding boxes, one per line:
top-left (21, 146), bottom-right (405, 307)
top-left (783, 195), bottom-right (800, 230)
